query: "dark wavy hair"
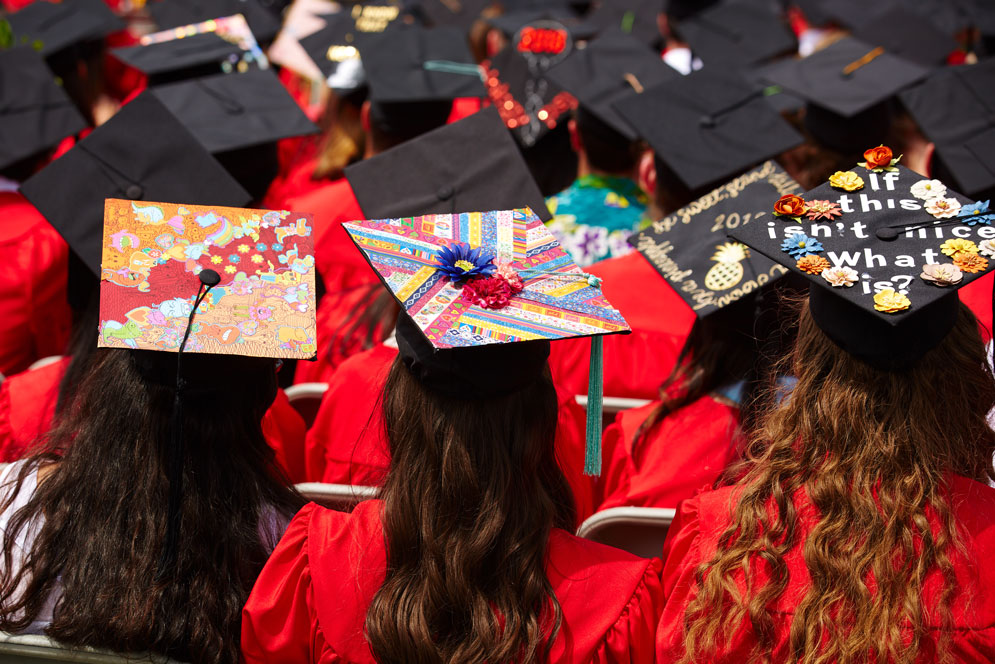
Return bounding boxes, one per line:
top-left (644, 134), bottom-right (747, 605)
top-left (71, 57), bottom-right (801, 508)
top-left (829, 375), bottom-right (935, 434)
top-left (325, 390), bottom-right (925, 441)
top-left (365, 357), bottom-right (576, 664)
top-left (0, 348), bottom-right (304, 664)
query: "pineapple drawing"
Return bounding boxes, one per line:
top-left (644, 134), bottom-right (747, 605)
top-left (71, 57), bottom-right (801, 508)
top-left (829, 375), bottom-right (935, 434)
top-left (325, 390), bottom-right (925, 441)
top-left (704, 242), bottom-right (749, 291)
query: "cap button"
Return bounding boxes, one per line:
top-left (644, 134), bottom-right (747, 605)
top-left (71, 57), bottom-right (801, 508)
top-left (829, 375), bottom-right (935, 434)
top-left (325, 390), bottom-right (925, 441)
top-left (875, 227), bottom-right (899, 241)
top-left (699, 115), bottom-right (716, 128)
top-left (436, 185), bottom-right (455, 201)
top-left (125, 184), bottom-right (144, 200)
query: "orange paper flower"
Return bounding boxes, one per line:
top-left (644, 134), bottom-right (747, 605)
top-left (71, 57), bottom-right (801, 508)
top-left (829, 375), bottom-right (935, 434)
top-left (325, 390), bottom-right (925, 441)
top-left (953, 252), bottom-right (988, 274)
top-left (773, 194), bottom-right (808, 219)
top-left (796, 254), bottom-right (831, 275)
top-left (863, 145), bottom-right (892, 169)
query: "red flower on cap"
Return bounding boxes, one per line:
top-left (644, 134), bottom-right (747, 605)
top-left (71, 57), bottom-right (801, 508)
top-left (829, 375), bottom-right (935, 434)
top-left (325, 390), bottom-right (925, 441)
top-left (462, 275), bottom-right (515, 310)
top-left (773, 194), bottom-right (808, 220)
top-left (858, 145), bottom-right (901, 172)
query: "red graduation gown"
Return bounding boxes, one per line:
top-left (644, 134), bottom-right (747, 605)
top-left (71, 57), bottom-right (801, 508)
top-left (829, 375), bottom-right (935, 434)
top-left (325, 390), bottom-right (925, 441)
top-left (599, 395), bottom-right (741, 512)
top-left (303, 343), bottom-right (598, 523)
top-left (241, 500), bottom-right (663, 664)
top-left (0, 193), bottom-right (71, 377)
top-left (657, 474), bottom-right (995, 662)
top-left (548, 251), bottom-right (694, 400)
top-left (0, 356), bottom-right (307, 481)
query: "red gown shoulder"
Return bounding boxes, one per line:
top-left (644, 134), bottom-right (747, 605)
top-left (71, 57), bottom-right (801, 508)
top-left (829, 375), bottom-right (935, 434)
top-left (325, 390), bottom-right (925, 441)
top-left (242, 501), bottom-right (663, 664)
top-left (0, 356), bottom-right (71, 462)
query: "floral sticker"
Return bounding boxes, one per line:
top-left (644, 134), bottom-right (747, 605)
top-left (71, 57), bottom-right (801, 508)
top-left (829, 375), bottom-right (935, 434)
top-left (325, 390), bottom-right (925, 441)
top-left (873, 288), bottom-right (911, 313)
top-left (773, 194), bottom-right (808, 221)
top-left (958, 200), bottom-right (995, 226)
top-left (939, 238), bottom-right (978, 258)
top-left (829, 170), bottom-right (864, 191)
top-left (796, 254), bottom-right (831, 275)
top-left (821, 266), bottom-right (858, 287)
top-left (920, 263), bottom-right (963, 287)
top-left (910, 179), bottom-right (946, 200)
top-left (858, 145), bottom-right (901, 172)
top-left (805, 200), bottom-right (843, 221)
top-left (925, 197), bottom-right (962, 219)
top-left (434, 242), bottom-right (497, 282)
top-left (781, 234), bottom-right (824, 258)
top-left (953, 253), bottom-right (988, 274)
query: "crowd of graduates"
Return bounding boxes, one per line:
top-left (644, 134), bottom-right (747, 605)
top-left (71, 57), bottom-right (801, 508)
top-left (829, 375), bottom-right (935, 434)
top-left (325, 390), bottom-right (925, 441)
top-left (0, 0), bottom-right (994, 662)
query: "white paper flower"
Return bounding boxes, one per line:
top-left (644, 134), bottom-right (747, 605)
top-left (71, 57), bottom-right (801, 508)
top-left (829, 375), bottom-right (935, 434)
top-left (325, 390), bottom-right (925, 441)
top-left (979, 239), bottom-right (995, 258)
top-left (925, 197), bottom-right (962, 219)
top-left (821, 266), bottom-right (858, 287)
top-left (920, 263), bottom-right (963, 287)
top-left (910, 179), bottom-right (947, 200)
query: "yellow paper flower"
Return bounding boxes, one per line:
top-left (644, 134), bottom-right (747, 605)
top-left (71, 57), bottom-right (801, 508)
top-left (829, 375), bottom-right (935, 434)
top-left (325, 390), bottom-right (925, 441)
top-left (238, 244), bottom-right (250, 253)
top-left (251, 254), bottom-right (264, 264)
top-left (940, 238), bottom-right (978, 258)
top-left (873, 288), bottom-right (911, 313)
top-left (210, 255), bottom-right (223, 264)
top-left (829, 170), bottom-right (864, 191)
top-left (224, 265), bottom-right (237, 274)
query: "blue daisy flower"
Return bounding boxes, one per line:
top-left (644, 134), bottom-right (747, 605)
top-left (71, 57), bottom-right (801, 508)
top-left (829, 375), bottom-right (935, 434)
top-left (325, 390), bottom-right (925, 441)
top-left (256, 242), bottom-right (268, 251)
top-left (958, 200), bottom-right (995, 226)
top-left (781, 234), bottom-right (823, 258)
top-left (271, 243), bottom-right (283, 252)
top-left (228, 254), bottom-right (241, 264)
top-left (433, 242), bottom-right (497, 282)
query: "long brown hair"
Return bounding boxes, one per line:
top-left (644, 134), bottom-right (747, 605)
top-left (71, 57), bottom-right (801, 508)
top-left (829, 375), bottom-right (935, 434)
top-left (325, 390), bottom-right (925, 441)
top-left (0, 349), bottom-right (304, 664)
top-left (365, 358), bottom-right (576, 664)
top-left (680, 298), bottom-right (995, 664)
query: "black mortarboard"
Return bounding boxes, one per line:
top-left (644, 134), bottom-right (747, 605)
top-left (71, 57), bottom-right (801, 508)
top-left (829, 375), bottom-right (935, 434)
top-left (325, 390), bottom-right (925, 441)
top-left (5, 0), bottom-right (124, 56)
top-left (409, 0), bottom-right (490, 32)
top-left (110, 32), bottom-right (247, 82)
top-left (148, 0), bottom-right (282, 44)
top-left (630, 161), bottom-right (801, 318)
top-left (761, 37), bottom-right (929, 119)
top-left (663, 0), bottom-right (719, 23)
top-left (297, 12), bottom-right (367, 89)
top-left (901, 61), bottom-right (995, 198)
top-left (545, 30), bottom-right (680, 140)
top-left (731, 159), bottom-right (993, 370)
top-left (0, 46), bottom-right (87, 170)
top-left (615, 67), bottom-right (803, 191)
top-left (149, 68), bottom-right (319, 153)
top-left (677, 2), bottom-right (796, 67)
top-left (796, 0), bottom-right (970, 36)
top-left (577, 0), bottom-right (663, 48)
top-left (346, 106), bottom-right (551, 221)
top-left (358, 26), bottom-right (486, 102)
top-left (19, 93), bottom-right (251, 275)
top-left (850, 5), bottom-right (958, 68)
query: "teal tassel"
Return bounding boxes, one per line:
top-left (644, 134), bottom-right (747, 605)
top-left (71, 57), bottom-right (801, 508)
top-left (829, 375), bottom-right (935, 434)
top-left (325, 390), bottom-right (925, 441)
top-left (584, 335), bottom-right (604, 476)
top-left (422, 60), bottom-right (484, 80)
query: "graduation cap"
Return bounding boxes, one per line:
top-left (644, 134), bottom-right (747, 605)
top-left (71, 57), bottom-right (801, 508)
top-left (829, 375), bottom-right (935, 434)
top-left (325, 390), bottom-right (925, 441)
top-left (19, 92), bottom-right (251, 276)
top-left (730, 154), bottom-right (993, 370)
top-left (5, 0), bottom-right (124, 56)
top-left (576, 0), bottom-right (663, 49)
top-left (346, 106), bottom-right (552, 221)
top-left (0, 46), bottom-right (88, 170)
top-left (149, 68), bottom-right (319, 154)
top-left (358, 26), bottom-right (486, 102)
top-left (629, 160), bottom-right (801, 318)
top-left (850, 5), bottom-right (959, 68)
top-left (545, 30), bottom-right (680, 141)
top-left (761, 36), bottom-right (930, 119)
top-left (900, 61), bottom-right (995, 198)
top-left (676, 2), bottom-right (797, 67)
top-left (111, 32), bottom-right (249, 83)
top-left (297, 11), bottom-right (368, 90)
top-left (342, 205), bottom-right (629, 473)
top-left (614, 67), bottom-right (803, 191)
top-left (148, 0), bottom-right (282, 44)
top-left (409, 0), bottom-right (491, 32)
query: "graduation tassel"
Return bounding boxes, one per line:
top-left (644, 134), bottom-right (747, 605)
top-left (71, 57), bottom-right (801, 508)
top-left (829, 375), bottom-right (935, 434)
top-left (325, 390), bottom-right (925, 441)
top-left (584, 334), bottom-right (604, 477)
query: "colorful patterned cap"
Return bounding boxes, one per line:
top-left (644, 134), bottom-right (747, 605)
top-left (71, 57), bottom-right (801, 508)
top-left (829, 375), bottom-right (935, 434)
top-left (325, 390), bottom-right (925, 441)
top-left (97, 198), bottom-right (317, 360)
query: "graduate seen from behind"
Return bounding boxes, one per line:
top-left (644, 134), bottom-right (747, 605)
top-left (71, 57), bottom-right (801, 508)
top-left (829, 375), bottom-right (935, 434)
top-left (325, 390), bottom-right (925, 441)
top-left (657, 156), bottom-right (995, 661)
top-left (242, 207), bottom-right (663, 663)
top-left (0, 198), bottom-right (319, 664)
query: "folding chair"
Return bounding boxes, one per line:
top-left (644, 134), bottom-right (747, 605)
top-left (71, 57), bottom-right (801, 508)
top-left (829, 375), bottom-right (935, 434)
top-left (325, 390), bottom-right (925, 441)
top-left (0, 632), bottom-right (182, 663)
top-left (295, 482), bottom-right (378, 512)
top-left (283, 382), bottom-right (329, 429)
top-left (574, 395), bottom-right (652, 428)
top-left (25, 356), bottom-right (64, 373)
top-left (576, 506), bottom-right (676, 559)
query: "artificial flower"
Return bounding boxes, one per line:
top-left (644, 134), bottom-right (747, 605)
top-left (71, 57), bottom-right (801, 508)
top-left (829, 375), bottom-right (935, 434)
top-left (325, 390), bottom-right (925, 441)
top-left (979, 239), bottom-right (995, 258)
top-left (773, 194), bottom-right (808, 220)
top-left (461, 274), bottom-right (514, 309)
top-left (821, 266), bottom-right (858, 287)
top-left (805, 200), bottom-right (843, 221)
top-left (780, 233), bottom-right (824, 258)
top-left (495, 262), bottom-right (525, 293)
top-left (873, 288), bottom-right (911, 313)
top-left (920, 263), bottom-right (963, 287)
top-left (953, 252), bottom-right (988, 274)
top-left (858, 145), bottom-right (901, 172)
top-left (910, 179), bottom-right (946, 200)
top-left (925, 197), bottom-right (962, 219)
top-left (434, 242), bottom-right (498, 282)
top-left (796, 254), bottom-right (831, 275)
top-left (958, 200), bottom-right (995, 226)
top-left (829, 170), bottom-right (864, 192)
top-left (939, 238), bottom-right (978, 258)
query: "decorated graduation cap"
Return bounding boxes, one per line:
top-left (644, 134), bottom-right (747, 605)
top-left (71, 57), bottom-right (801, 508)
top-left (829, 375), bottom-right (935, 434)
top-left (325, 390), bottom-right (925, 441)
top-left (676, 1), bottom-right (796, 67)
top-left (730, 147), bottom-right (994, 370)
top-left (346, 106), bottom-right (551, 222)
top-left (614, 67), bottom-right (803, 191)
top-left (900, 61), bottom-right (995, 198)
top-left (111, 33), bottom-right (249, 83)
top-left (148, 0), bottom-right (282, 44)
top-left (149, 68), bottom-right (319, 153)
top-left (0, 46), bottom-right (87, 170)
top-left (761, 36), bottom-right (929, 119)
top-left (629, 161), bottom-right (801, 318)
top-left (4, 0), bottom-right (124, 57)
top-left (343, 206), bottom-right (629, 473)
top-left (358, 26), bottom-right (486, 103)
top-left (850, 5), bottom-right (959, 68)
top-left (545, 29), bottom-right (680, 141)
top-left (20, 93), bottom-right (251, 276)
